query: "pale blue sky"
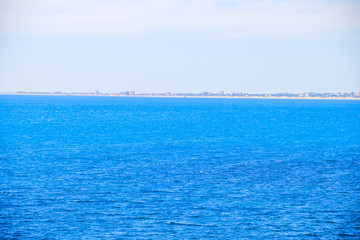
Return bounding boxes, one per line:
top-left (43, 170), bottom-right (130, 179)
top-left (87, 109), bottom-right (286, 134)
top-left (1, 0), bottom-right (359, 93)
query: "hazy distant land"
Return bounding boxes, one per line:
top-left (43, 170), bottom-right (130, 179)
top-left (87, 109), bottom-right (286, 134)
top-left (1, 91), bottom-right (360, 100)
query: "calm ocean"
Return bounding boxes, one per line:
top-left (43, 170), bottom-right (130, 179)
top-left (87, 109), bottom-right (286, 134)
top-left (0, 95), bottom-right (359, 239)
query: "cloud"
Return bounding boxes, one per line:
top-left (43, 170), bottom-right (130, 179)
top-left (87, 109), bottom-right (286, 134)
top-left (1, 0), bottom-right (359, 39)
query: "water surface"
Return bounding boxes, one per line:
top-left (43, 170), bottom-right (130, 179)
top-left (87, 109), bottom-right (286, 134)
top-left (1, 95), bottom-right (359, 239)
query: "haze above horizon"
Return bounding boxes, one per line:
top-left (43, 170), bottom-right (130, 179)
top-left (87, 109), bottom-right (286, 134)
top-left (1, 0), bottom-right (360, 93)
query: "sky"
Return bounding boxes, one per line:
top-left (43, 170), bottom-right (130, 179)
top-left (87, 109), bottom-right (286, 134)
top-left (0, 0), bottom-right (360, 93)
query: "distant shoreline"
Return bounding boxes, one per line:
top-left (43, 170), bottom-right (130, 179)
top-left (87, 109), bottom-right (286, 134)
top-left (1, 92), bottom-right (359, 100)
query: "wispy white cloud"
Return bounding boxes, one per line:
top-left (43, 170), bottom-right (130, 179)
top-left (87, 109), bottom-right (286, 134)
top-left (1, 0), bottom-right (359, 38)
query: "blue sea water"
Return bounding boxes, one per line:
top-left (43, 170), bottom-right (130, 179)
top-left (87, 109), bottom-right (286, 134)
top-left (0, 95), bottom-right (360, 239)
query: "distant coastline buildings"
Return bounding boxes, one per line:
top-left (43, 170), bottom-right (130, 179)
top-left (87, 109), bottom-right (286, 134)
top-left (3, 90), bottom-right (360, 99)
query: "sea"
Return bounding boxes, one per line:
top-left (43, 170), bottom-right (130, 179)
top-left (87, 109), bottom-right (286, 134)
top-left (0, 95), bottom-right (359, 239)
